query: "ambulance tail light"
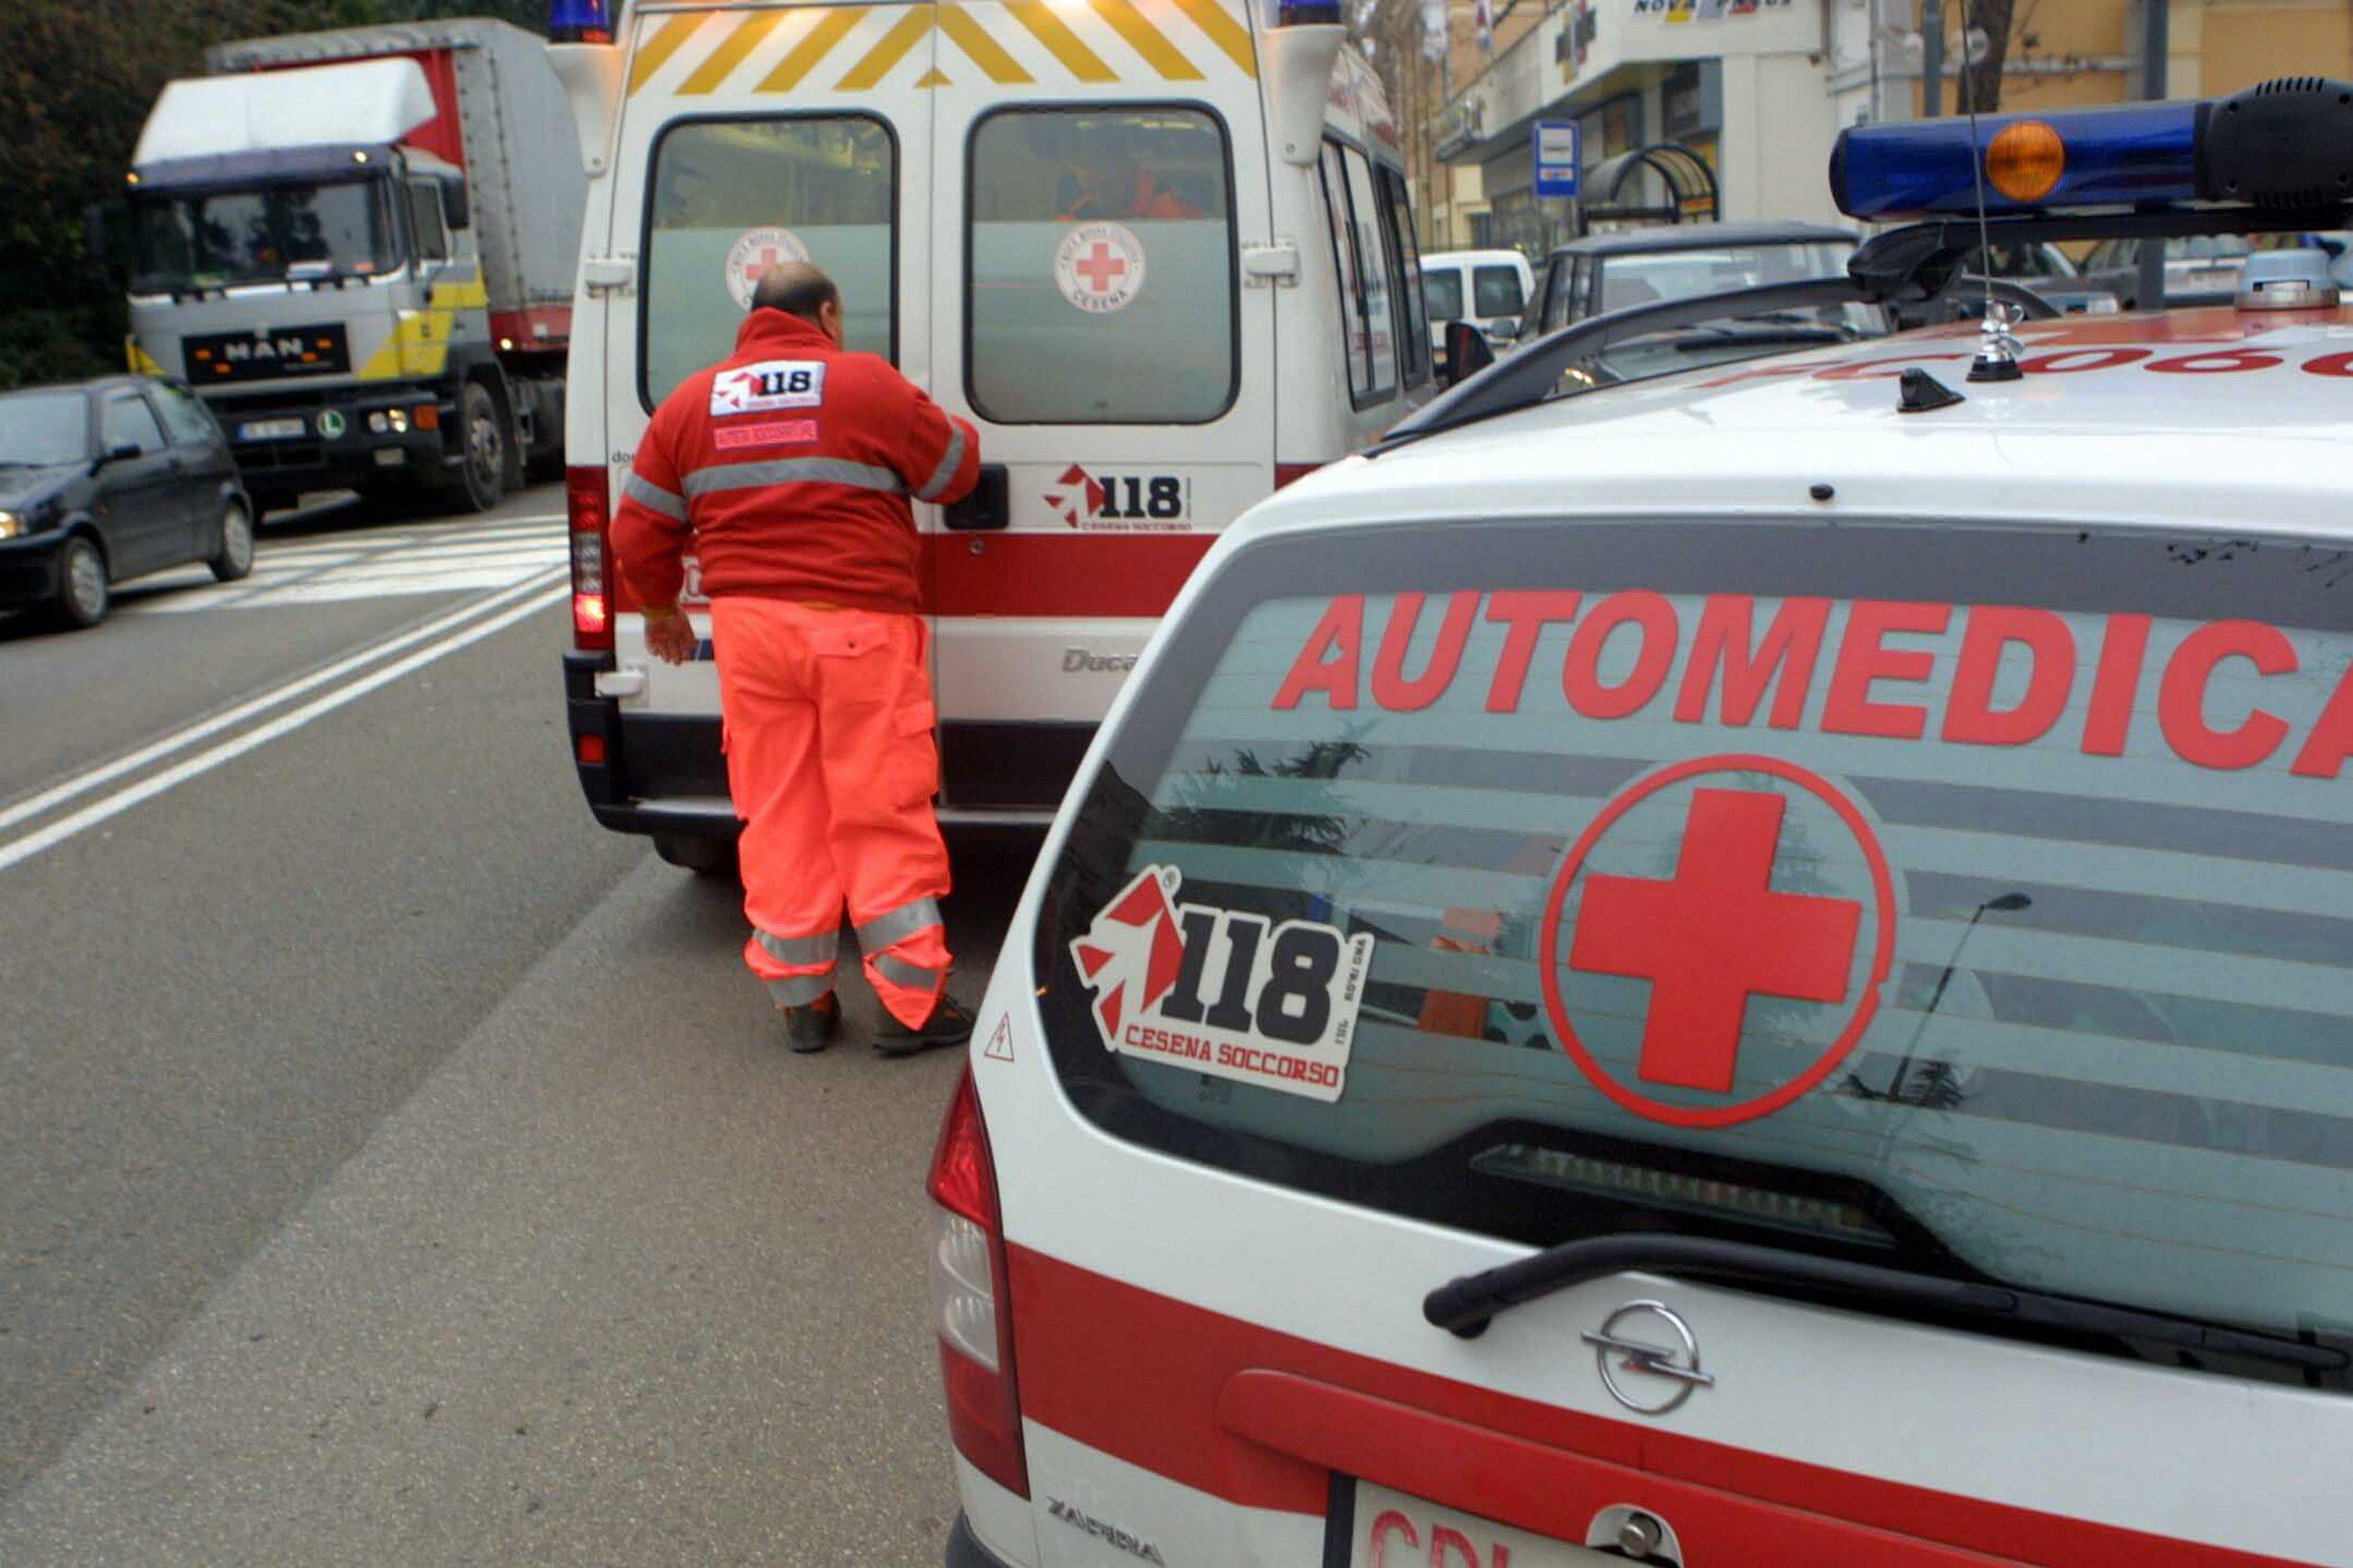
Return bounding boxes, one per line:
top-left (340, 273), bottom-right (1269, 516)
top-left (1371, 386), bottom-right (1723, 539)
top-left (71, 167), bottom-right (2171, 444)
top-left (568, 465), bottom-right (613, 652)
top-left (1273, 461), bottom-right (1322, 490)
top-left (1831, 79), bottom-right (2353, 220)
top-left (927, 1066), bottom-right (1028, 1499)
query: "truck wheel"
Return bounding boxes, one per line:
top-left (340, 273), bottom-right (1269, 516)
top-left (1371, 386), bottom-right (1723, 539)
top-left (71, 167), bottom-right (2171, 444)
top-left (208, 498), bottom-right (255, 582)
top-left (54, 535), bottom-right (110, 630)
top-left (653, 834), bottom-right (738, 879)
top-left (440, 382), bottom-right (508, 514)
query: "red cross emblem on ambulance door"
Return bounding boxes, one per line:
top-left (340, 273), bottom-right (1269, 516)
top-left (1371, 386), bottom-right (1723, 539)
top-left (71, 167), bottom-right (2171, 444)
top-left (1075, 242), bottom-right (1128, 294)
top-left (1539, 754), bottom-right (1898, 1129)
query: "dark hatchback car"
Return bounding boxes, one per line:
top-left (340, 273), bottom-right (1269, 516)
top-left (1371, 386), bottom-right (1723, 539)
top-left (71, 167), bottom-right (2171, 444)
top-left (0, 377), bottom-right (251, 629)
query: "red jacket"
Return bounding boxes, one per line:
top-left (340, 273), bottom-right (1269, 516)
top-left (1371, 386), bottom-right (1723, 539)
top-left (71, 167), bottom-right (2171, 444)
top-left (611, 310), bottom-right (980, 616)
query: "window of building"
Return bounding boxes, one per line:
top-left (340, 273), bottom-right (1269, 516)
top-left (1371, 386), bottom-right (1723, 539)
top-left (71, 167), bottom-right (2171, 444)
top-left (968, 105), bottom-right (1235, 424)
top-left (641, 115), bottom-right (896, 410)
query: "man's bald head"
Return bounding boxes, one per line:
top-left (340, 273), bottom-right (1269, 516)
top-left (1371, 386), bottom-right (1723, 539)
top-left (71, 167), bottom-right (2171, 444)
top-left (750, 262), bottom-right (840, 323)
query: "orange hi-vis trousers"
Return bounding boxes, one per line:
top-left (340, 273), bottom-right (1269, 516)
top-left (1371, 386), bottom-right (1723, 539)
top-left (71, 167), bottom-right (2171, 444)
top-left (711, 599), bottom-right (951, 1028)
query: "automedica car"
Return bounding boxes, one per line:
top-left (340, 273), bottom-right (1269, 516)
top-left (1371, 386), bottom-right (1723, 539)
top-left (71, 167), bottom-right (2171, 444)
top-left (0, 377), bottom-right (251, 630)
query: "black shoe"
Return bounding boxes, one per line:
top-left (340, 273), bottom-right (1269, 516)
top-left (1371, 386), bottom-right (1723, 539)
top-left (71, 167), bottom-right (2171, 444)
top-left (874, 993), bottom-right (975, 1058)
top-left (783, 992), bottom-right (839, 1054)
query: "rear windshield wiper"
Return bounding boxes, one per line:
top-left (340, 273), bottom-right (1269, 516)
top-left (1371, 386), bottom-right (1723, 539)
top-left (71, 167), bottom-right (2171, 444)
top-left (1424, 1232), bottom-right (2348, 1374)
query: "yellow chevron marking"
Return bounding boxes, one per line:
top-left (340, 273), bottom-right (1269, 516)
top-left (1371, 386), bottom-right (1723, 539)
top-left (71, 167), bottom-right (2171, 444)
top-left (937, 6), bottom-right (1034, 84)
top-left (1088, 0), bottom-right (1202, 80)
top-left (757, 7), bottom-right (860, 92)
top-left (628, 13), bottom-right (707, 95)
top-left (681, 11), bottom-right (787, 94)
top-left (838, 6), bottom-right (935, 90)
top-left (1167, 0), bottom-right (1254, 77)
top-left (916, 65), bottom-right (952, 86)
top-left (1001, 0), bottom-right (1117, 83)
top-left (125, 337), bottom-right (166, 378)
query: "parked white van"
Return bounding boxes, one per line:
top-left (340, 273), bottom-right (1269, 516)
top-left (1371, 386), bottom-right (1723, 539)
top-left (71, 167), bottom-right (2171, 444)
top-left (1420, 248), bottom-right (1530, 378)
top-left (545, 0), bottom-right (1433, 865)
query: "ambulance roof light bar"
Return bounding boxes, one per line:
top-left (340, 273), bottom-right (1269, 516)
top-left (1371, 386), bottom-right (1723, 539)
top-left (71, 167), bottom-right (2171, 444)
top-left (1831, 77), bottom-right (2353, 221)
top-left (548, 0), bottom-right (613, 45)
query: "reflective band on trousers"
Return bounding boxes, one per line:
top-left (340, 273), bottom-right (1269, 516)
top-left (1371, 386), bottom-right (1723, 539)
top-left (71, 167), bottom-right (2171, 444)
top-left (913, 424), bottom-right (967, 503)
top-left (623, 472), bottom-right (688, 522)
top-left (872, 952), bottom-right (943, 991)
top-left (767, 972), bottom-right (832, 1006)
top-left (756, 927), bottom-right (839, 967)
top-left (682, 458), bottom-right (906, 498)
top-left (857, 897), bottom-right (942, 951)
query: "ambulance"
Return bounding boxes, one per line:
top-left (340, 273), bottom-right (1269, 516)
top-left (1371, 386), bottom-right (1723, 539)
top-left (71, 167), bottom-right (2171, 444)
top-left (927, 83), bottom-right (2353, 1568)
top-left (544, 0), bottom-right (1432, 864)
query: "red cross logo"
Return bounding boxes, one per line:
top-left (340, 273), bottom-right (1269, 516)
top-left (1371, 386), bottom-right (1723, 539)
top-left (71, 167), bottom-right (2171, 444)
top-left (1540, 755), bottom-right (1897, 1129)
top-left (747, 246), bottom-right (787, 284)
top-left (1075, 241), bottom-right (1129, 294)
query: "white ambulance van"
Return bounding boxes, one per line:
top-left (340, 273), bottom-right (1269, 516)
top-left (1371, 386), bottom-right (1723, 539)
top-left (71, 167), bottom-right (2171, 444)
top-left (928, 86), bottom-right (2353, 1567)
top-left (545, 0), bottom-right (1431, 865)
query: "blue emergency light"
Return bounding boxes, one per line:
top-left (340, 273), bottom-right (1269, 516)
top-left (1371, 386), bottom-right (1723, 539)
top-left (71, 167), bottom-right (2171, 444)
top-left (548, 0), bottom-right (613, 45)
top-left (1831, 79), bottom-right (2353, 221)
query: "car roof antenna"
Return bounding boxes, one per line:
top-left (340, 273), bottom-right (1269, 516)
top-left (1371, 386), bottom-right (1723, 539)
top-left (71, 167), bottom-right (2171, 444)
top-left (1961, 27), bottom-right (2025, 382)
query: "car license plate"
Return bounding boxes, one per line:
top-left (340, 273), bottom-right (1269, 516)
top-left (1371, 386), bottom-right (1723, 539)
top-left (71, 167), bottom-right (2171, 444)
top-left (1344, 1481), bottom-right (1621, 1567)
top-left (239, 418), bottom-right (306, 442)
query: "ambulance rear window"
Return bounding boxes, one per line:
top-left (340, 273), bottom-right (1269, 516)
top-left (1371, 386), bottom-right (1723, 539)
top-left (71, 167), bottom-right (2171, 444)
top-left (1037, 517), bottom-right (2353, 1354)
top-left (641, 115), bottom-right (897, 409)
top-left (966, 106), bottom-right (1235, 424)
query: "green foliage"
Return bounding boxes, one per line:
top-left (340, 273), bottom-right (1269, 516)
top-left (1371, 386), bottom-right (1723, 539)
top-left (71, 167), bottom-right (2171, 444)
top-left (0, 1), bottom-right (547, 389)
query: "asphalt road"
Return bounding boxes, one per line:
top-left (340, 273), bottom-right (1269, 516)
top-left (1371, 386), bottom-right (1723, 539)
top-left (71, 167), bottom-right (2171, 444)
top-left (0, 485), bottom-right (1023, 1564)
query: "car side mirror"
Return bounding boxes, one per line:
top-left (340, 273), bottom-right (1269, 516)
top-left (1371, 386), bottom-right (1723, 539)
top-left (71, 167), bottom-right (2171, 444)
top-left (437, 174), bottom-right (472, 232)
top-left (95, 442), bottom-right (142, 470)
top-left (1491, 316), bottom-right (1522, 341)
top-left (1445, 321), bottom-right (1496, 381)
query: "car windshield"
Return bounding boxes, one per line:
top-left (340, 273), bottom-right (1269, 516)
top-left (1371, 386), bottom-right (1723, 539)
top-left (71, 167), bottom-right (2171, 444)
top-left (1423, 271), bottom-right (1465, 323)
top-left (0, 393), bottom-right (87, 465)
top-left (130, 178), bottom-right (400, 292)
top-left (1038, 516), bottom-right (2353, 1379)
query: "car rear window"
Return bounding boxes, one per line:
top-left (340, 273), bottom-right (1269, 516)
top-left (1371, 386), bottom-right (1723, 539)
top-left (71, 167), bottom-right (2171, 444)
top-left (1422, 269), bottom-right (1464, 323)
top-left (1472, 265), bottom-right (1524, 317)
top-left (1037, 517), bottom-right (2353, 1356)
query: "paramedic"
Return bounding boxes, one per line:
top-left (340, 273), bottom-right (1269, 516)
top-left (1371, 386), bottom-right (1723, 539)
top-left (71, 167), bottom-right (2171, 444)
top-left (609, 263), bottom-right (981, 1056)
top-left (1060, 137), bottom-right (1203, 221)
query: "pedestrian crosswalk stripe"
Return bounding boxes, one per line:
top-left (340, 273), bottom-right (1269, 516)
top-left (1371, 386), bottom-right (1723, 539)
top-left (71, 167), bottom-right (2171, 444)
top-left (125, 516), bottom-right (567, 616)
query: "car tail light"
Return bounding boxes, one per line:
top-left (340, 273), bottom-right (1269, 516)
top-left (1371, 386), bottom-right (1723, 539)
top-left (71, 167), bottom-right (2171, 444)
top-left (927, 1066), bottom-right (1028, 1498)
top-left (568, 465), bottom-right (612, 652)
top-left (1273, 461), bottom-right (1321, 490)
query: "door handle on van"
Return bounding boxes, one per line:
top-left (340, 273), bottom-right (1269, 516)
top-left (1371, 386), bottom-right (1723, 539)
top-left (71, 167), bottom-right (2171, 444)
top-left (944, 464), bottom-right (1010, 531)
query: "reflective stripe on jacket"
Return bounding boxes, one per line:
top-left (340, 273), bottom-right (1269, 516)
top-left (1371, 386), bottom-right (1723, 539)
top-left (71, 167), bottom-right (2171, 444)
top-left (611, 310), bottom-right (981, 616)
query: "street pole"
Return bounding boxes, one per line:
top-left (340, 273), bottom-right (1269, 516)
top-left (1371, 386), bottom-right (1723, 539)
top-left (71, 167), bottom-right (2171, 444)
top-left (2137, 0), bottom-right (2170, 308)
top-left (1920, 0), bottom-right (1944, 117)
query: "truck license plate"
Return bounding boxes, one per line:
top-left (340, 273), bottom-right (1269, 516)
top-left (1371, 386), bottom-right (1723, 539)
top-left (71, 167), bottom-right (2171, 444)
top-left (239, 418), bottom-right (306, 442)
top-left (1345, 1482), bottom-right (1621, 1567)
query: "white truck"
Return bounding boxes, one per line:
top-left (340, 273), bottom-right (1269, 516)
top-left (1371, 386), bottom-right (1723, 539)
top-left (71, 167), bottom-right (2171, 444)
top-left (121, 20), bottom-right (584, 515)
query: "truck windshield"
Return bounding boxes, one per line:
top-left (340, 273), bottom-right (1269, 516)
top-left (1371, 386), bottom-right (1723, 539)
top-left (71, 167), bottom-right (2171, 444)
top-left (0, 393), bottom-right (88, 466)
top-left (1038, 516), bottom-right (2353, 1376)
top-left (130, 178), bottom-right (400, 293)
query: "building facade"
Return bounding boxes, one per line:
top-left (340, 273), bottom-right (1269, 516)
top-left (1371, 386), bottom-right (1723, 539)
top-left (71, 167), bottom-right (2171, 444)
top-left (1420, 0), bottom-right (2353, 257)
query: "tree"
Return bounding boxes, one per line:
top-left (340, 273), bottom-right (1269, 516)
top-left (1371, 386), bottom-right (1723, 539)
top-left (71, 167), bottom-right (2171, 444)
top-left (0, 1), bottom-right (546, 388)
top-left (1962, 0), bottom-right (2016, 115)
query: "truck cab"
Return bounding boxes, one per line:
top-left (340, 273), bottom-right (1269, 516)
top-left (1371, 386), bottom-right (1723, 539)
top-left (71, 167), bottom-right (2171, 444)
top-left (124, 23), bottom-right (584, 517)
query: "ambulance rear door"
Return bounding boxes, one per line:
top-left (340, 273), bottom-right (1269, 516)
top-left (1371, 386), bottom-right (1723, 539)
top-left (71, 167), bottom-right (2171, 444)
top-left (611, 0), bottom-right (936, 738)
top-left (924, 0), bottom-right (1274, 813)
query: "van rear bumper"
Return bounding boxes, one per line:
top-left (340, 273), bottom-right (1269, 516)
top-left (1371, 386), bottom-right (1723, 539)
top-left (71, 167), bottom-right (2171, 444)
top-left (945, 1515), bottom-right (1017, 1568)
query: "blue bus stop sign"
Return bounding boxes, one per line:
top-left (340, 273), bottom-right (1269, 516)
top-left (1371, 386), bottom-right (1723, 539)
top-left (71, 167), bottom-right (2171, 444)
top-left (1534, 121), bottom-right (1581, 199)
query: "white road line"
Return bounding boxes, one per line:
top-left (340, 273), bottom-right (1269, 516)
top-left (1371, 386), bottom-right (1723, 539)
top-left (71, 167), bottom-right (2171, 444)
top-left (0, 581), bottom-right (568, 875)
top-left (0, 569), bottom-right (565, 839)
